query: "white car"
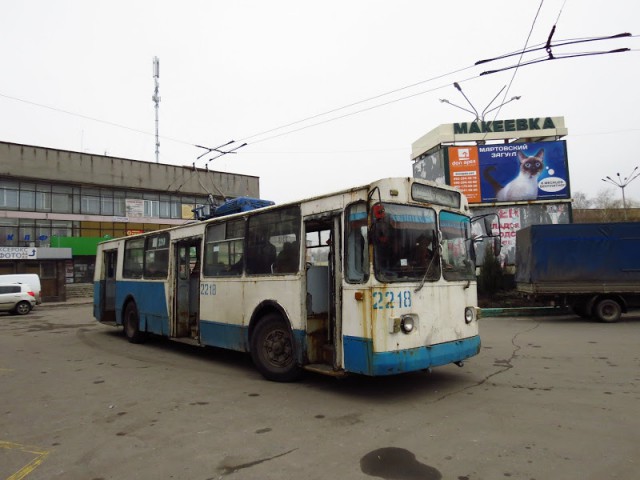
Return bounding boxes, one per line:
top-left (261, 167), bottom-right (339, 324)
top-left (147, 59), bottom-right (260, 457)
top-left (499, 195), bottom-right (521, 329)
top-left (0, 283), bottom-right (37, 315)
top-left (0, 274), bottom-right (42, 304)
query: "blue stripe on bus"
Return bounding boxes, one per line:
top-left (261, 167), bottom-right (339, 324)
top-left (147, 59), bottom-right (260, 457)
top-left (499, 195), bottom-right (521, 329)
top-left (93, 281), bottom-right (102, 320)
top-left (343, 335), bottom-right (481, 376)
top-left (200, 320), bottom-right (249, 351)
top-left (116, 281), bottom-right (169, 335)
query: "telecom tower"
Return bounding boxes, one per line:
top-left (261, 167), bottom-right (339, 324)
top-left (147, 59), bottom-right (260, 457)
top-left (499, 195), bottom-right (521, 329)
top-left (152, 56), bottom-right (160, 163)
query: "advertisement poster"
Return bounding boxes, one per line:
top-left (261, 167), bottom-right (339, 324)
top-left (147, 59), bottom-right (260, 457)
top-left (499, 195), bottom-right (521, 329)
top-left (495, 208), bottom-right (521, 266)
top-left (125, 199), bottom-right (144, 218)
top-left (448, 146), bottom-right (481, 203)
top-left (181, 204), bottom-right (195, 219)
top-left (446, 141), bottom-right (569, 203)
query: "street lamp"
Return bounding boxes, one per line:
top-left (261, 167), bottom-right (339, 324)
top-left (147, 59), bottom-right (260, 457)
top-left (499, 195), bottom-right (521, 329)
top-left (440, 83), bottom-right (521, 122)
top-left (601, 166), bottom-right (640, 220)
top-left (438, 98), bottom-right (478, 119)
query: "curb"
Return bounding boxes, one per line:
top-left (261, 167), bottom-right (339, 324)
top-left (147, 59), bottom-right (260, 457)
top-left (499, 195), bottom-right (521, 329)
top-left (40, 299), bottom-right (93, 308)
top-left (480, 306), bottom-right (570, 318)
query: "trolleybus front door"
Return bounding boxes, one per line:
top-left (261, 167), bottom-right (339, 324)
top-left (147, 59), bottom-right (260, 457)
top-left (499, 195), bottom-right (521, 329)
top-left (304, 215), bottom-right (342, 371)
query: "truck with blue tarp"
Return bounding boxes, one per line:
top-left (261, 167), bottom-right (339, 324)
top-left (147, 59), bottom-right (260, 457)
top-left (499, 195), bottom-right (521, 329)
top-left (515, 222), bottom-right (640, 322)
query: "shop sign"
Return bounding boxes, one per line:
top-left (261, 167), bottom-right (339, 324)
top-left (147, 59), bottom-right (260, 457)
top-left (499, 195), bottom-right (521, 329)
top-left (0, 247), bottom-right (38, 260)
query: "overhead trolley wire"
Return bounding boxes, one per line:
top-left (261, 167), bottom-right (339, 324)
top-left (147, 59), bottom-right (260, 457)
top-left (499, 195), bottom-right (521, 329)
top-left (238, 64), bottom-right (478, 144)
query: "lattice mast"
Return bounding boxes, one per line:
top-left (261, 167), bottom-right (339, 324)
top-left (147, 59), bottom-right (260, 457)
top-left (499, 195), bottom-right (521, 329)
top-left (152, 56), bottom-right (161, 163)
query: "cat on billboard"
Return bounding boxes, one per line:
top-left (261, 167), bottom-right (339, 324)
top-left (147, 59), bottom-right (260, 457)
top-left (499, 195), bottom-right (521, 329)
top-left (477, 141), bottom-right (569, 202)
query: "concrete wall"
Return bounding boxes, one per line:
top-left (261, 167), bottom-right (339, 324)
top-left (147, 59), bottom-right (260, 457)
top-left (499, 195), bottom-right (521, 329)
top-left (573, 208), bottom-right (640, 223)
top-left (0, 141), bottom-right (259, 198)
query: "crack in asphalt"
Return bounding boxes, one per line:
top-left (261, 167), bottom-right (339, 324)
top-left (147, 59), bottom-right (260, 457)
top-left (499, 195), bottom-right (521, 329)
top-left (217, 448), bottom-right (298, 476)
top-left (431, 322), bottom-right (541, 403)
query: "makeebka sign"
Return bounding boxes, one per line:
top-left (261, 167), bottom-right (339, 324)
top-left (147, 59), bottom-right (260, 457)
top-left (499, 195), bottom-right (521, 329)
top-left (447, 140), bottom-right (569, 203)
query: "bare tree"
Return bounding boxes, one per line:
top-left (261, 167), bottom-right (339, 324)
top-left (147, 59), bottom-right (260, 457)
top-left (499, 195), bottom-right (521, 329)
top-left (571, 191), bottom-right (593, 209)
top-left (592, 188), bottom-right (623, 210)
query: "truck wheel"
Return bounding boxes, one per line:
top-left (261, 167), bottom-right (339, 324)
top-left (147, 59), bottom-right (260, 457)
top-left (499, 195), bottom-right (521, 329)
top-left (250, 313), bottom-right (302, 382)
top-left (594, 298), bottom-right (621, 323)
top-left (123, 302), bottom-right (145, 343)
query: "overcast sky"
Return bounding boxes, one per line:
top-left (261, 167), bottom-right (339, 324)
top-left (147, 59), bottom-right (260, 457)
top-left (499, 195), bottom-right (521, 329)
top-left (1, 1), bottom-right (638, 205)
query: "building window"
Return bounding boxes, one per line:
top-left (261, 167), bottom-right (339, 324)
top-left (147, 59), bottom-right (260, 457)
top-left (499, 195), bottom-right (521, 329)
top-left (101, 196), bottom-right (114, 215)
top-left (0, 180), bottom-right (19, 209)
top-left (35, 191), bottom-right (51, 212)
top-left (18, 223), bottom-right (35, 246)
top-left (0, 218), bottom-right (18, 246)
top-left (144, 200), bottom-right (159, 218)
top-left (36, 221), bottom-right (51, 247)
top-left (113, 197), bottom-right (126, 216)
top-left (40, 261), bottom-right (57, 279)
top-left (19, 183), bottom-right (35, 211)
top-left (52, 191), bottom-right (72, 213)
top-left (52, 221), bottom-right (72, 237)
top-left (73, 188), bottom-right (81, 213)
top-left (81, 196), bottom-right (100, 214)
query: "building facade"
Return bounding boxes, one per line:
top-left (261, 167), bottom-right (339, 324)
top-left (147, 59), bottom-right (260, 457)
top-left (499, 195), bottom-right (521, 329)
top-left (0, 141), bottom-right (260, 301)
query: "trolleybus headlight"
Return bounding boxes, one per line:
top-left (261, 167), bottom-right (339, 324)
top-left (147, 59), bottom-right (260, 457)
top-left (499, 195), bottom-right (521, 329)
top-left (464, 307), bottom-right (475, 324)
top-left (400, 315), bottom-right (415, 334)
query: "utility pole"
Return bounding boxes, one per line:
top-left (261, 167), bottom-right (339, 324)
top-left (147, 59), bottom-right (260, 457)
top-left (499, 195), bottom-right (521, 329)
top-left (152, 56), bottom-right (161, 163)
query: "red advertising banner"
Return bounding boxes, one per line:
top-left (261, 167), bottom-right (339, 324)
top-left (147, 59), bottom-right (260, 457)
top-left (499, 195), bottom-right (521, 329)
top-left (448, 146), bottom-right (481, 203)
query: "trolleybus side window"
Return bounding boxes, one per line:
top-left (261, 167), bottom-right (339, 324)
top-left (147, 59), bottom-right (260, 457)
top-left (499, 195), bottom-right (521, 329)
top-left (246, 206), bottom-right (301, 275)
top-left (203, 219), bottom-right (245, 276)
top-left (123, 238), bottom-right (144, 279)
top-left (144, 232), bottom-right (169, 278)
top-left (345, 202), bottom-right (369, 283)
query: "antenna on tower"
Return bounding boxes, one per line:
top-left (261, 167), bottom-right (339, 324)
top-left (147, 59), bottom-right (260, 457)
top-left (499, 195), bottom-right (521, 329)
top-left (152, 56), bottom-right (161, 163)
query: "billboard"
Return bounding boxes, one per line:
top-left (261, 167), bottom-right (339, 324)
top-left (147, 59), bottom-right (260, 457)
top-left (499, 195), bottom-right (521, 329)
top-left (446, 141), bottom-right (569, 203)
top-left (412, 150), bottom-right (446, 185)
top-left (472, 203), bottom-right (571, 266)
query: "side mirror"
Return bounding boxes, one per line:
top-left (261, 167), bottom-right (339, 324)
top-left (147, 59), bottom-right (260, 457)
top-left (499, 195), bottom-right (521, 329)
top-left (493, 236), bottom-right (502, 256)
top-left (483, 215), bottom-right (493, 234)
top-left (470, 213), bottom-right (502, 258)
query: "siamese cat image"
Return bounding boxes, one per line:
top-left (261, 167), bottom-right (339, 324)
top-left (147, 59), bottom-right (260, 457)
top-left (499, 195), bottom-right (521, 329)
top-left (484, 149), bottom-right (545, 201)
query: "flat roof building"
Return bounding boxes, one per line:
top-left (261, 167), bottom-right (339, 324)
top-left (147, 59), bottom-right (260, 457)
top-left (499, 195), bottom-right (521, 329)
top-left (0, 141), bottom-right (261, 301)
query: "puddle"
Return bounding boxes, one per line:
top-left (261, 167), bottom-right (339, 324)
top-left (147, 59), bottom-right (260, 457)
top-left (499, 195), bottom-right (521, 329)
top-left (361, 447), bottom-right (442, 480)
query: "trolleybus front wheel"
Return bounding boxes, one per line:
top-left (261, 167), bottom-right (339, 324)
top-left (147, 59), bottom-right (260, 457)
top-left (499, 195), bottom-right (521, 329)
top-left (250, 313), bottom-right (302, 382)
top-left (123, 302), bottom-right (145, 343)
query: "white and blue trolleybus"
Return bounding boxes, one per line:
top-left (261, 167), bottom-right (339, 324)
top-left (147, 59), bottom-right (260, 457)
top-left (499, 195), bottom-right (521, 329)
top-left (93, 177), bottom-right (500, 381)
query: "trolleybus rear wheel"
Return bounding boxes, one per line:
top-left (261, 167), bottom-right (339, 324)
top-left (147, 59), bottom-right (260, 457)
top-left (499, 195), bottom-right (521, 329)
top-left (123, 302), bottom-right (145, 343)
top-left (251, 313), bottom-right (301, 382)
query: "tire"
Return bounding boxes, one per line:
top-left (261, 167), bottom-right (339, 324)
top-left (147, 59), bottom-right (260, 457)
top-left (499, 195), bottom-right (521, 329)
top-left (594, 298), bottom-right (622, 323)
top-left (14, 301), bottom-right (32, 315)
top-left (250, 313), bottom-right (302, 382)
top-left (123, 302), bottom-right (145, 343)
